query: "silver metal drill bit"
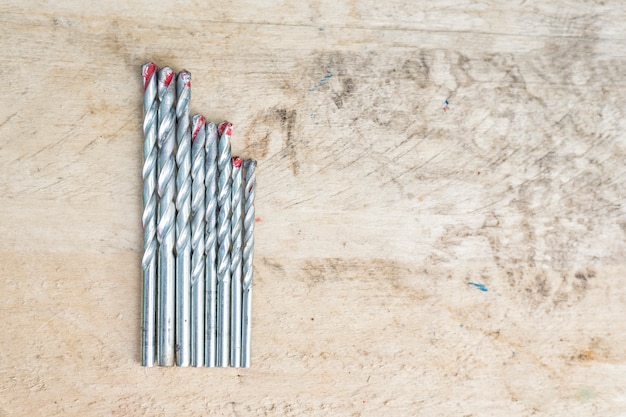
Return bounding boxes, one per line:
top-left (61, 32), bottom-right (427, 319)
top-left (141, 61), bottom-right (158, 367)
top-left (241, 158), bottom-right (257, 368)
top-left (230, 156), bottom-right (244, 367)
top-left (175, 70), bottom-right (192, 366)
top-left (204, 122), bottom-right (218, 367)
top-left (190, 115), bottom-right (206, 367)
top-left (216, 121), bottom-right (233, 367)
top-left (156, 67), bottom-right (176, 367)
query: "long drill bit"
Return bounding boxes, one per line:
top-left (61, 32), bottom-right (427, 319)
top-left (156, 67), bottom-right (176, 367)
top-left (241, 159), bottom-right (257, 368)
top-left (230, 156), bottom-right (244, 367)
top-left (141, 61), bottom-right (158, 367)
top-left (175, 70), bottom-right (192, 366)
top-left (204, 122), bottom-right (218, 367)
top-left (216, 121), bottom-right (233, 367)
top-left (190, 115), bottom-right (206, 367)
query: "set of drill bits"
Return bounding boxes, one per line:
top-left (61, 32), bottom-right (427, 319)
top-left (140, 62), bottom-right (256, 368)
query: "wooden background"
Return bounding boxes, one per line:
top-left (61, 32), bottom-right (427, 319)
top-left (1, 1), bottom-right (625, 415)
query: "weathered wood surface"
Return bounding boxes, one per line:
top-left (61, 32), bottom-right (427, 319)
top-left (0, 1), bottom-right (625, 415)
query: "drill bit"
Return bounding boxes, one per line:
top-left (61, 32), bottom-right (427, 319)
top-left (156, 67), bottom-right (176, 367)
top-left (204, 121), bottom-right (218, 367)
top-left (190, 115), bottom-right (206, 367)
top-left (216, 121), bottom-right (233, 367)
top-left (141, 61), bottom-right (158, 367)
top-left (175, 70), bottom-right (192, 366)
top-left (241, 158), bottom-right (257, 368)
top-left (230, 156), bottom-right (244, 367)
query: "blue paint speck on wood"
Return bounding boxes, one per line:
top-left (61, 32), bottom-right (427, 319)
top-left (467, 282), bottom-right (488, 292)
top-left (310, 61), bottom-right (333, 92)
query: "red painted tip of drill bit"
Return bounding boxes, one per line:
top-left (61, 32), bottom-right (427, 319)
top-left (162, 68), bottom-right (175, 87)
top-left (142, 62), bottom-right (157, 91)
top-left (178, 70), bottom-right (191, 88)
top-left (192, 116), bottom-right (206, 142)
top-left (232, 156), bottom-right (243, 168)
top-left (218, 121), bottom-right (232, 137)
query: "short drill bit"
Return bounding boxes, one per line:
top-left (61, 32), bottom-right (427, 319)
top-left (204, 122), bottom-right (218, 367)
top-left (190, 115), bottom-right (206, 367)
top-left (241, 159), bottom-right (257, 368)
top-left (156, 67), bottom-right (176, 367)
top-left (216, 121), bottom-right (233, 367)
top-left (230, 156), bottom-right (244, 367)
top-left (141, 61), bottom-right (158, 367)
top-left (175, 70), bottom-right (192, 366)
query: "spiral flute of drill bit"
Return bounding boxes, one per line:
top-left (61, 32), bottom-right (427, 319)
top-left (156, 67), bottom-right (176, 367)
top-left (230, 156), bottom-right (244, 367)
top-left (190, 115), bottom-right (206, 367)
top-left (141, 61), bottom-right (158, 367)
top-left (204, 122), bottom-right (218, 367)
top-left (241, 158), bottom-right (257, 368)
top-left (216, 121), bottom-right (233, 367)
top-left (175, 70), bottom-right (192, 366)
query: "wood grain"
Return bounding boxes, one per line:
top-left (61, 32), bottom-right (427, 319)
top-left (0, 0), bottom-right (625, 415)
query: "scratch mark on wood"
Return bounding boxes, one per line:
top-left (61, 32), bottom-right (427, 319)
top-left (0, 111), bottom-right (18, 129)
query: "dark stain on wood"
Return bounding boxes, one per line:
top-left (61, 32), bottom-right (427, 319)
top-left (274, 108), bottom-right (299, 176)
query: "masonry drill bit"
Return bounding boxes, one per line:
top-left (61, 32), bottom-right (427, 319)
top-left (241, 158), bottom-right (257, 368)
top-left (189, 114), bottom-right (206, 367)
top-left (216, 121), bottom-right (233, 367)
top-left (230, 156), bottom-right (244, 367)
top-left (204, 121), bottom-right (218, 367)
top-left (175, 70), bottom-right (192, 366)
top-left (141, 61), bottom-right (158, 367)
top-left (156, 67), bottom-right (176, 367)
